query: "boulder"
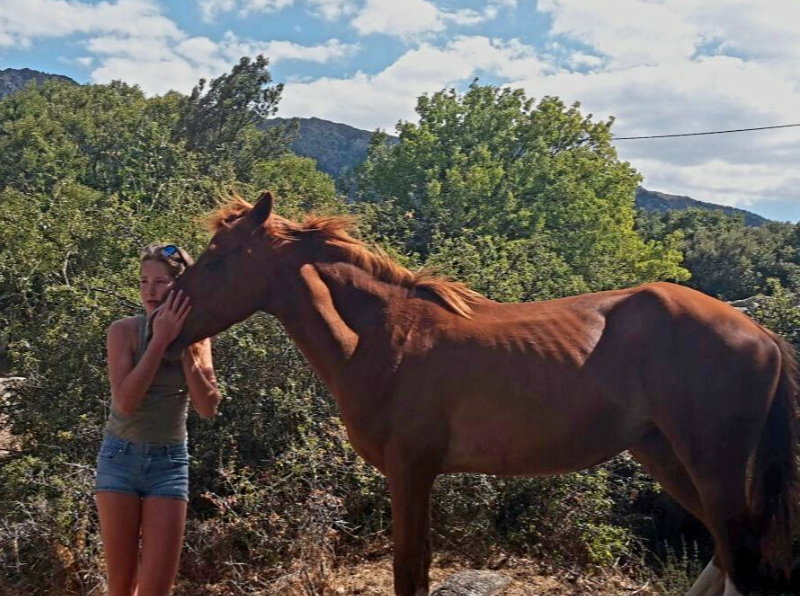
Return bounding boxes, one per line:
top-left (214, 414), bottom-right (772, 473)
top-left (432, 571), bottom-right (510, 596)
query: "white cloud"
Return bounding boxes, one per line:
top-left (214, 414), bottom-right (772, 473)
top-left (539, 0), bottom-right (698, 67)
top-left (444, 7), bottom-right (495, 27)
top-left (566, 52), bottom-right (603, 69)
top-left (253, 38), bottom-right (358, 62)
top-left (87, 35), bottom-right (178, 62)
top-left (527, 0), bottom-right (800, 211)
top-left (88, 30), bottom-right (359, 93)
top-left (235, 0), bottom-right (295, 14)
top-left (195, 0), bottom-right (501, 36)
top-left (0, 1), bottom-right (357, 95)
top-left (631, 155), bottom-right (800, 213)
top-left (539, 0), bottom-right (800, 73)
top-left (306, 0), bottom-right (359, 20)
top-left (516, 59), bottom-right (800, 176)
top-left (197, 0), bottom-right (358, 21)
top-left (174, 37), bottom-right (229, 70)
top-left (213, 32), bottom-right (359, 64)
top-left (91, 57), bottom-right (209, 95)
top-left (281, 36), bottom-right (547, 129)
top-left (686, 0), bottom-right (800, 64)
top-left (351, 0), bottom-right (500, 38)
top-left (0, 0), bottom-right (182, 47)
top-left (352, 0), bottom-right (444, 37)
top-left (199, 0), bottom-right (236, 22)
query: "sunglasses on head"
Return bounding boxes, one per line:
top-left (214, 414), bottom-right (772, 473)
top-left (159, 244), bottom-right (189, 272)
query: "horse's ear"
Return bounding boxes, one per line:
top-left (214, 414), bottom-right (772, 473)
top-left (248, 190), bottom-right (274, 226)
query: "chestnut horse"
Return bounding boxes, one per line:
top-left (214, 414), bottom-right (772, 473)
top-left (171, 191), bottom-right (799, 596)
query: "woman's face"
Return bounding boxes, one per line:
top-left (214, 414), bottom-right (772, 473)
top-left (140, 260), bottom-right (175, 315)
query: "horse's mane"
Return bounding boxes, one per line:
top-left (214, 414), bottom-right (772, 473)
top-left (207, 195), bottom-right (486, 318)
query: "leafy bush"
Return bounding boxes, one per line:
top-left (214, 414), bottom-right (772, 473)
top-left (748, 279), bottom-right (800, 346)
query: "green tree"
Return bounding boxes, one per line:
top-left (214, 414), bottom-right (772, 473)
top-left (249, 154), bottom-right (344, 218)
top-left (0, 81), bottom-right (201, 204)
top-left (179, 55), bottom-right (297, 181)
top-left (426, 231), bottom-right (587, 301)
top-left (357, 82), bottom-right (688, 290)
top-left (637, 208), bottom-right (800, 300)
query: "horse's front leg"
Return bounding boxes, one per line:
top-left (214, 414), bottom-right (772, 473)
top-left (387, 464), bottom-right (436, 596)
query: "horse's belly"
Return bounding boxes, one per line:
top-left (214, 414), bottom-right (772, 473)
top-left (442, 392), bottom-right (647, 476)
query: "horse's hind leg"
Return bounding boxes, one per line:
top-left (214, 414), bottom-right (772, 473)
top-left (630, 429), bottom-right (706, 522)
top-left (677, 400), bottom-right (769, 596)
top-left (695, 468), bottom-right (759, 596)
top-left (630, 429), bottom-right (725, 596)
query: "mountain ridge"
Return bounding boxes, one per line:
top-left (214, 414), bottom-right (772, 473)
top-left (272, 116), bottom-right (769, 226)
top-left (0, 67), bottom-right (77, 99)
top-left (634, 188), bottom-right (767, 226)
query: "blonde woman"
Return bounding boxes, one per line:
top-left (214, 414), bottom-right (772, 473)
top-left (95, 243), bottom-right (221, 596)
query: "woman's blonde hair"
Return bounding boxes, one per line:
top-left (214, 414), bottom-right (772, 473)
top-left (139, 243), bottom-right (194, 279)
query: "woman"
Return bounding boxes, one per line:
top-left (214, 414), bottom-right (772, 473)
top-left (95, 243), bottom-right (221, 596)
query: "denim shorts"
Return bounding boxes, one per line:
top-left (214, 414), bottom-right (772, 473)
top-left (94, 434), bottom-right (190, 501)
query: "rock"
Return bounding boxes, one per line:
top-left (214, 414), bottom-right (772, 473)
top-left (728, 295), bottom-right (766, 313)
top-left (432, 571), bottom-right (510, 596)
top-left (727, 293), bottom-right (800, 314)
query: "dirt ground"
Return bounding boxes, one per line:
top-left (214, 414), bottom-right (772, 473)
top-left (177, 553), bottom-right (659, 596)
top-left (322, 556), bottom-right (655, 596)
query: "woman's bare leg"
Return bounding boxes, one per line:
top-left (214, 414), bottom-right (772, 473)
top-left (136, 497), bottom-right (187, 596)
top-left (96, 492), bottom-right (143, 596)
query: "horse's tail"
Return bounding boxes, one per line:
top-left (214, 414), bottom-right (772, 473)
top-left (754, 330), bottom-right (800, 577)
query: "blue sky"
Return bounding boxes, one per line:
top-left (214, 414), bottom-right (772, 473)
top-left (2, 0), bottom-right (800, 221)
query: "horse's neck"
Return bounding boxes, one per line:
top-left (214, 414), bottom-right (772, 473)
top-left (273, 261), bottom-right (402, 394)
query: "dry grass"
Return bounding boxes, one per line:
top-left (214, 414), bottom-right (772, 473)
top-left (172, 553), bottom-right (656, 596)
top-left (320, 557), bottom-right (652, 596)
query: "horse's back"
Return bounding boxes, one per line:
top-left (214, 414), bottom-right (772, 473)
top-left (388, 282), bottom-right (782, 475)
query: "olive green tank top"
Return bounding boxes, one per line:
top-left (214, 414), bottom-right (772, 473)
top-left (104, 315), bottom-right (189, 444)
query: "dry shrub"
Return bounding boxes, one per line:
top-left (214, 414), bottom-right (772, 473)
top-left (0, 456), bottom-right (104, 596)
top-left (178, 461), bottom-right (348, 596)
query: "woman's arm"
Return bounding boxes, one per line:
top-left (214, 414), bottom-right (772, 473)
top-left (181, 338), bottom-right (221, 419)
top-left (107, 319), bottom-right (168, 416)
top-left (108, 290), bottom-right (191, 416)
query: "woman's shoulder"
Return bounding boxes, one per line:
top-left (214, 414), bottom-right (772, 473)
top-left (107, 316), bottom-right (144, 342)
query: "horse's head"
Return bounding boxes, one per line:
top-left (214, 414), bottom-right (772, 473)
top-left (169, 190), bottom-right (283, 354)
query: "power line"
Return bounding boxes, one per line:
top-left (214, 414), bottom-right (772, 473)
top-left (613, 122), bottom-right (800, 140)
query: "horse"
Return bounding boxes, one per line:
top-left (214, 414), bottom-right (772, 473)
top-left (170, 191), bottom-right (800, 596)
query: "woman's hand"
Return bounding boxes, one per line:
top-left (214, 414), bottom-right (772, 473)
top-left (150, 290), bottom-right (191, 349)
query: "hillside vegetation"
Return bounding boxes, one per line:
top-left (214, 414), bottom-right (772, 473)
top-left (2, 57), bottom-right (800, 595)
